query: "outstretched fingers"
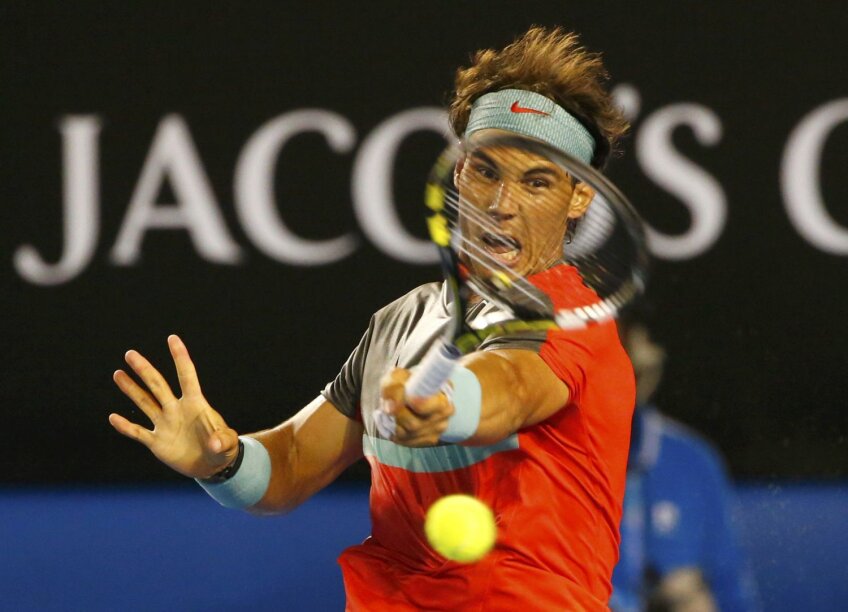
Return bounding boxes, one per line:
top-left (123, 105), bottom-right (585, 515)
top-left (113, 369), bottom-right (161, 424)
top-left (167, 334), bottom-right (202, 398)
top-left (124, 349), bottom-right (177, 406)
top-left (108, 413), bottom-right (155, 448)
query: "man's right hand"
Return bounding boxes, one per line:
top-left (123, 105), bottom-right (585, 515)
top-left (109, 334), bottom-right (240, 480)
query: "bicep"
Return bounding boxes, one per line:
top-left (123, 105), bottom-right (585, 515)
top-left (462, 349), bottom-right (570, 444)
top-left (251, 395), bottom-right (364, 512)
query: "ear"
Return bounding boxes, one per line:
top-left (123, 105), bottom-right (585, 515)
top-left (567, 181), bottom-right (595, 219)
top-left (453, 155), bottom-right (466, 186)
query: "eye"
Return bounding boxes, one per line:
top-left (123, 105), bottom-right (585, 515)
top-left (474, 164), bottom-right (498, 181)
top-left (526, 177), bottom-right (551, 189)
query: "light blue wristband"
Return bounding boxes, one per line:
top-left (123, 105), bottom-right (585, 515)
top-left (439, 365), bottom-right (482, 443)
top-left (196, 436), bottom-right (272, 509)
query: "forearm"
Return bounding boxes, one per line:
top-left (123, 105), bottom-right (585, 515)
top-left (246, 424), bottom-right (303, 514)
top-left (382, 350), bottom-right (568, 448)
top-left (246, 397), bottom-right (364, 514)
top-left (460, 352), bottom-right (527, 445)
top-left (460, 349), bottom-right (569, 445)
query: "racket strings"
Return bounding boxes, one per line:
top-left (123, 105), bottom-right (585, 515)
top-left (452, 234), bottom-right (550, 312)
top-left (446, 185), bottom-right (642, 322)
top-left (443, 183), bottom-right (620, 264)
top-left (442, 184), bottom-right (626, 291)
top-left (428, 137), bottom-right (647, 328)
top-left (441, 189), bottom-right (553, 311)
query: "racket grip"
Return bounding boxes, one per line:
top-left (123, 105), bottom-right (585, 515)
top-left (406, 341), bottom-right (461, 398)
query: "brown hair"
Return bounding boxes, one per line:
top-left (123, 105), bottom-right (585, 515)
top-left (449, 26), bottom-right (629, 169)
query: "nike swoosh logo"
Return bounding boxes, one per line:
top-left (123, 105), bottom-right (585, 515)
top-left (510, 101), bottom-right (550, 115)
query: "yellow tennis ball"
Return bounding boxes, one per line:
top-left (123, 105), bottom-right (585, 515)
top-left (425, 494), bottom-right (496, 563)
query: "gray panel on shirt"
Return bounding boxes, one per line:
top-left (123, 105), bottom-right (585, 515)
top-left (322, 282), bottom-right (546, 433)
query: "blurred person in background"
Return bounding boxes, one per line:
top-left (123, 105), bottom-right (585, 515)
top-left (610, 317), bottom-right (760, 612)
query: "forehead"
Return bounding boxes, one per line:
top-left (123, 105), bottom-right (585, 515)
top-left (466, 128), bottom-right (559, 169)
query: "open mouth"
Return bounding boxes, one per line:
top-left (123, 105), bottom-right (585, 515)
top-left (480, 232), bottom-right (522, 266)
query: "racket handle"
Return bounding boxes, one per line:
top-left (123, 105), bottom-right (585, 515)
top-left (406, 341), bottom-right (461, 398)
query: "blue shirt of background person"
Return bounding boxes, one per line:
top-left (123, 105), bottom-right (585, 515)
top-left (610, 324), bottom-right (760, 612)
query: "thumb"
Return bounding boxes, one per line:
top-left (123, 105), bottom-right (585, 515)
top-left (381, 367), bottom-right (411, 402)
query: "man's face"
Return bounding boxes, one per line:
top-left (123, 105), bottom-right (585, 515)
top-left (455, 131), bottom-right (592, 279)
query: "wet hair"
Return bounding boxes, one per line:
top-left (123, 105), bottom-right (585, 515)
top-left (449, 26), bottom-right (629, 169)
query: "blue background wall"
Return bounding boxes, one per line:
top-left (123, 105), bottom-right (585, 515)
top-left (2, 1), bottom-right (847, 485)
top-left (2, 483), bottom-right (846, 611)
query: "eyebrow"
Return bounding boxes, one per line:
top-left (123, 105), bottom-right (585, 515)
top-left (469, 150), bottom-right (563, 179)
top-left (523, 167), bottom-right (560, 178)
top-left (469, 150), bottom-right (499, 168)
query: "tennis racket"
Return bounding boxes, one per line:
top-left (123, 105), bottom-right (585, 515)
top-left (374, 132), bottom-right (648, 438)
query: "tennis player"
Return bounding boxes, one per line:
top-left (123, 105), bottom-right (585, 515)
top-left (110, 26), bottom-right (633, 610)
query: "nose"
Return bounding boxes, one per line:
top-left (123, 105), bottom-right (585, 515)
top-left (487, 181), bottom-right (519, 221)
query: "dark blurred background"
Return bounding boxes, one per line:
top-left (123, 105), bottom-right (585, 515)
top-left (3, 2), bottom-right (846, 483)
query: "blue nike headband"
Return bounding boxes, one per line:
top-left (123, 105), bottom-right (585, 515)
top-left (464, 89), bottom-right (596, 165)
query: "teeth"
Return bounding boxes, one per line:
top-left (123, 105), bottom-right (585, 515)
top-left (481, 233), bottom-right (519, 249)
top-left (493, 249), bottom-right (519, 263)
top-left (479, 233), bottom-right (521, 266)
